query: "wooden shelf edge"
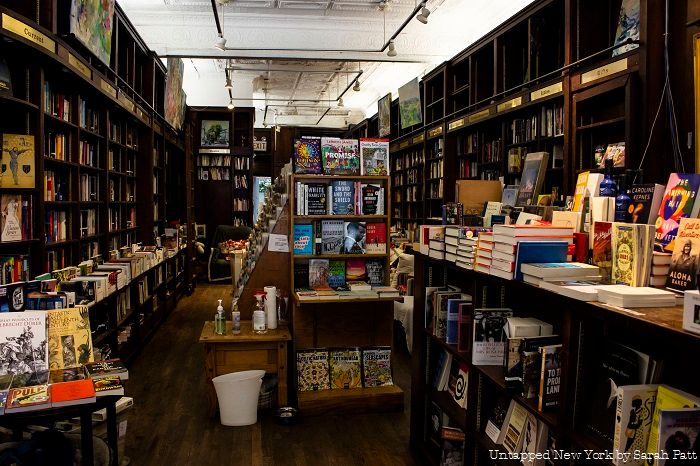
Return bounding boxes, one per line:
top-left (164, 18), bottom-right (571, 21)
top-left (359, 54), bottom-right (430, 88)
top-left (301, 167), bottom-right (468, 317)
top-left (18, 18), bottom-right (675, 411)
top-left (297, 385), bottom-right (403, 416)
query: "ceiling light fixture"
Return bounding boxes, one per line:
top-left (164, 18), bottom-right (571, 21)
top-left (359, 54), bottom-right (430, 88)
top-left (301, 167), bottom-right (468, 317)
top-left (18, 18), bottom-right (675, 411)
top-left (224, 77), bottom-right (233, 90)
top-left (416, 3), bottom-right (430, 24)
top-left (214, 33), bottom-right (227, 51)
top-left (227, 98), bottom-right (235, 110)
top-left (353, 80), bottom-right (360, 92)
top-left (338, 97), bottom-right (344, 107)
top-left (387, 40), bottom-right (397, 57)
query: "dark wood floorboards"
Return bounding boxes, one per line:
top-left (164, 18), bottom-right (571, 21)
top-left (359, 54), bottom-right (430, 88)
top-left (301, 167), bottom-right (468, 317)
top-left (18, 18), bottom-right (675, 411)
top-left (125, 283), bottom-right (417, 466)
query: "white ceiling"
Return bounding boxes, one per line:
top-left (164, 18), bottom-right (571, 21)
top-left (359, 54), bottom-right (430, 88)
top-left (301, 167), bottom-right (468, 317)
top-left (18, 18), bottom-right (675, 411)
top-left (118, 0), bottom-right (535, 128)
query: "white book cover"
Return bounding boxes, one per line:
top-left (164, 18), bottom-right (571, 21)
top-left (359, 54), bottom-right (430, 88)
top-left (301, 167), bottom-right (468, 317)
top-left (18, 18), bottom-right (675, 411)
top-left (613, 385), bottom-right (658, 466)
top-left (0, 311), bottom-right (48, 375)
top-left (472, 309), bottom-right (512, 365)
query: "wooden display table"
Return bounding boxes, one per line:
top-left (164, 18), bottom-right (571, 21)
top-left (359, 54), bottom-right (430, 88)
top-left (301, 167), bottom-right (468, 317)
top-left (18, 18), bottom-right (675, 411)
top-left (199, 321), bottom-right (291, 417)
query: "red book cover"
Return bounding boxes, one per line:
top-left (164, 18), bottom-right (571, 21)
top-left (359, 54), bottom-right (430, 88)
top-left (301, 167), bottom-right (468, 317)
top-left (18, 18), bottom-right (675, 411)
top-left (51, 379), bottom-right (96, 407)
top-left (365, 223), bottom-right (387, 254)
top-left (93, 375), bottom-right (124, 397)
top-left (591, 221), bottom-right (612, 283)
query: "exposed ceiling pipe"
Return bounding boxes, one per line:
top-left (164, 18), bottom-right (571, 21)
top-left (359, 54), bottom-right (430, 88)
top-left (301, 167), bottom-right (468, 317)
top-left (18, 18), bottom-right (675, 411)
top-left (211, 0), bottom-right (223, 34)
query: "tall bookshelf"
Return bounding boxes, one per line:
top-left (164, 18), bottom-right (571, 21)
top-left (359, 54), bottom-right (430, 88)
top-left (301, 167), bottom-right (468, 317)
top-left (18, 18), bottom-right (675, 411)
top-left (289, 174), bottom-right (404, 415)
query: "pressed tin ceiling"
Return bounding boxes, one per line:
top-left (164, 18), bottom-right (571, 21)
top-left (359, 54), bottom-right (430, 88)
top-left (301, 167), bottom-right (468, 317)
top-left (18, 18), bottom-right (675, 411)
top-left (118, 0), bottom-right (535, 128)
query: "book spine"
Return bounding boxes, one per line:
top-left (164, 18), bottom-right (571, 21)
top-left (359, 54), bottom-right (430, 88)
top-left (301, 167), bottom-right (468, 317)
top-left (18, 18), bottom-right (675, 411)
top-left (612, 392), bottom-right (624, 464)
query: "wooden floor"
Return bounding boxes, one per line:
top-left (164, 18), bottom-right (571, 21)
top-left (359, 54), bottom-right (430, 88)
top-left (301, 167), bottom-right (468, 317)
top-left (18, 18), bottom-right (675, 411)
top-left (125, 283), bottom-right (417, 466)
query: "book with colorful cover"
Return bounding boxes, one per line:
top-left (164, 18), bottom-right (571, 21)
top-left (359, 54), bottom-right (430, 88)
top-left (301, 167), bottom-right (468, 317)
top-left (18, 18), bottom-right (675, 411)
top-left (321, 220), bottom-right (344, 255)
top-left (293, 224), bottom-right (314, 256)
top-left (655, 173), bottom-right (700, 252)
top-left (5, 383), bottom-right (50, 412)
top-left (361, 346), bottom-right (392, 387)
top-left (309, 259), bottom-right (330, 289)
top-left (655, 408), bottom-right (700, 466)
top-left (93, 375), bottom-right (124, 396)
top-left (306, 183), bottom-right (327, 215)
top-left (1, 134), bottom-right (35, 189)
top-left (538, 344), bottom-right (562, 411)
top-left (612, 385), bottom-right (658, 465)
top-left (516, 152), bottom-right (549, 206)
top-left (346, 259), bottom-right (366, 282)
top-left (293, 137), bottom-right (321, 174)
top-left (47, 306), bottom-right (93, 370)
top-left (51, 378), bottom-right (96, 407)
top-left (592, 221), bottom-right (613, 284)
top-left (84, 359), bottom-right (128, 381)
top-left (296, 349), bottom-right (330, 391)
top-left (49, 367), bottom-right (87, 383)
top-left (328, 260), bottom-right (346, 289)
top-left (361, 184), bottom-right (381, 215)
top-left (365, 260), bottom-right (383, 286)
top-left (612, 223), bottom-right (636, 286)
top-left (360, 138), bottom-right (389, 175)
top-left (321, 138), bottom-right (359, 175)
top-left (665, 217), bottom-right (700, 292)
top-left (365, 222), bottom-right (386, 254)
top-left (0, 311), bottom-right (48, 376)
top-left (629, 183), bottom-right (664, 225)
top-left (329, 348), bottom-right (362, 389)
top-left (331, 180), bottom-right (355, 215)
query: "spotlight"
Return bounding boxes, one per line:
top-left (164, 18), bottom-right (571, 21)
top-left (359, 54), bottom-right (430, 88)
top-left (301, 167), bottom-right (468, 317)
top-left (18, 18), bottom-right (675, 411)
top-left (353, 80), bottom-right (360, 92)
top-left (224, 77), bottom-right (233, 90)
top-left (227, 99), bottom-right (234, 110)
top-left (337, 97), bottom-right (344, 107)
top-left (214, 33), bottom-right (226, 50)
top-left (387, 40), bottom-right (397, 57)
top-left (416, 5), bottom-right (430, 24)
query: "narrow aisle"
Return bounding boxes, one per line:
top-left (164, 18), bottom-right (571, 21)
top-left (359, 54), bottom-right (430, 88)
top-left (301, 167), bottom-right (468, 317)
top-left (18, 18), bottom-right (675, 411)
top-left (125, 283), bottom-right (416, 466)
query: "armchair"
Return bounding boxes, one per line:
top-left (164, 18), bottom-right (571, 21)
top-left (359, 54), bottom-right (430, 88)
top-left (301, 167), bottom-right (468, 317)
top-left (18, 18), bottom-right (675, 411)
top-left (207, 225), bottom-right (252, 283)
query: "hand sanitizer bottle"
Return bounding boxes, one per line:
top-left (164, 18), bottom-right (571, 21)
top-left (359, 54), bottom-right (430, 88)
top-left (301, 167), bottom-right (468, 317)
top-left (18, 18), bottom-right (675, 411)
top-left (253, 294), bottom-right (267, 334)
top-left (231, 298), bottom-right (241, 335)
top-left (215, 299), bottom-right (226, 335)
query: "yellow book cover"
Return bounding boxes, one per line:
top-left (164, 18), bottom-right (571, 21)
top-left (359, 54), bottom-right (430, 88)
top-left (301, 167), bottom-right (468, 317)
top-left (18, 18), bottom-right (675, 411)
top-left (329, 348), bottom-right (362, 389)
top-left (1, 134), bottom-right (35, 189)
top-left (572, 171), bottom-right (590, 213)
top-left (612, 223), bottom-right (636, 286)
top-left (47, 306), bottom-right (94, 370)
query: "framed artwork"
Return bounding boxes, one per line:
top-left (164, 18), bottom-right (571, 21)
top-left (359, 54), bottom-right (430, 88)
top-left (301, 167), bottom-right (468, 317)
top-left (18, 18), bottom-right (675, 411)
top-left (378, 93), bottom-right (391, 137)
top-left (398, 78), bottom-right (422, 129)
top-left (165, 58), bottom-right (186, 131)
top-left (201, 120), bottom-right (230, 147)
top-left (70, 0), bottom-right (116, 66)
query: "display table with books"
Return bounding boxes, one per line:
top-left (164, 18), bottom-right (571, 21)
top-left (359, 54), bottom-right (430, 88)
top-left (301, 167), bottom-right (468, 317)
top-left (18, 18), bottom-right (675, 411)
top-left (199, 321), bottom-right (291, 417)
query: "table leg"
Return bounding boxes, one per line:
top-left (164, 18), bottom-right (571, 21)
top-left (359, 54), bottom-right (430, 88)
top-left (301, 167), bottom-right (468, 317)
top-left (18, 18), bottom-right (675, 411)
top-left (277, 341), bottom-right (287, 406)
top-left (107, 400), bottom-right (119, 466)
top-left (81, 411), bottom-right (94, 466)
top-left (204, 344), bottom-right (218, 417)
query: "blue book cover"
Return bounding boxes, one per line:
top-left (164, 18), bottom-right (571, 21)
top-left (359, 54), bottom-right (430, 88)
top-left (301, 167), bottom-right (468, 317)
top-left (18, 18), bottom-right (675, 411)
top-left (328, 260), bottom-right (346, 288)
top-left (446, 299), bottom-right (470, 344)
top-left (513, 241), bottom-right (569, 280)
top-left (331, 180), bottom-right (355, 215)
top-left (293, 224), bottom-right (314, 256)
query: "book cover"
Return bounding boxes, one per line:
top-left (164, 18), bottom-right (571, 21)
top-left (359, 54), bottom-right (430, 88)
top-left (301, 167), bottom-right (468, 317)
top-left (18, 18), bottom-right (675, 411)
top-left (293, 137), bottom-right (321, 174)
top-left (592, 221), bottom-right (614, 284)
top-left (665, 217), bottom-right (700, 292)
top-left (451, 362), bottom-right (469, 408)
top-left (645, 386), bottom-right (700, 465)
top-left (329, 348), bottom-right (362, 389)
top-left (0, 311), bottom-right (47, 375)
top-left (321, 220), bottom-right (344, 255)
top-left (51, 378), bottom-right (96, 407)
top-left (293, 224), bottom-right (314, 256)
top-left (360, 138), bottom-right (389, 176)
top-left (440, 427), bottom-right (465, 466)
top-left (308, 259), bottom-right (330, 289)
top-left (435, 292), bottom-right (463, 339)
top-left (346, 259), bottom-right (367, 282)
top-left (84, 359), bottom-right (128, 380)
top-left (93, 375), bottom-right (124, 396)
top-left (296, 349), bottom-right (330, 391)
top-left (361, 184), bottom-right (381, 215)
top-left (446, 298), bottom-right (470, 345)
top-left (331, 180), bottom-right (355, 215)
top-left (1, 134), bottom-right (35, 189)
top-left (1, 194), bottom-right (23, 242)
top-left (629, 183), bottom-right (665, 225)
top-left (5, 384), bottom-right (50, 412)
top-left (502, 401), bottom-right (528, 454)
top-left (0, 282), bottom-right (25, 312)
top-left (485, 394), bottom-right (511, 443)
top-left (518, 413), bottom-right (543, 466)
top-left (516, 152), bottom-right (549, 206)
top-left (538, 344), bottom-right (562, 411)
top-left (49, 367), bottom-right (87, 383)
top-left (572, 171), bottom-right (590, 213)
top-left (365, 223), bottom-right (386, 254)
top-left (47, 306), bottom-right (93, 370)
top-left (513, 241), bottom-right (569, 281)
top-left (365, 259), bottom-right (384, 286)
top-left (612, 223), bottom-right (636, 286)
top-left (472, 309), bottom-right (513, 365)
top-left (321, 137), bottom-right (359, 175)
top-left (341, 222), bottom-right (366, 254)
top-left (655, 408), bottom-right (700, 466)
top-left (600, 142), bottom-right (626, 168)
top-left (361, 346), bottom-right (393, 387)
top-left (655, 173), bottom-right (700, 252)
top-left (613, 385), bottom-right (658, 466)
top-left (328, 260), bottom-right (346, 289)
top-left (294, 263), bottom-right (310, 289)
top-left (306, 183), bottom-right (327, 215)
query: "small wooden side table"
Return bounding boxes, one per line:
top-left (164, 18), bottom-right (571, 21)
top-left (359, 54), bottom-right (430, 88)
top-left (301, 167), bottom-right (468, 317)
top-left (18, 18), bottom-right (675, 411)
top-left (199, 321), bottom-right (291, 417)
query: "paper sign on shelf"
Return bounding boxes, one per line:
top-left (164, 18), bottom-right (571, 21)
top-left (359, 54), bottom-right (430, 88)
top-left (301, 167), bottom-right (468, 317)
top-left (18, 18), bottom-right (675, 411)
top-left (268, 234), bottom-right (289, 252)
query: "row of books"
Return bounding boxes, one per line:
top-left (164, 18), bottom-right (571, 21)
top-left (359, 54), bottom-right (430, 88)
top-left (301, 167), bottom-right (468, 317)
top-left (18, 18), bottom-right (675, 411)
top-left (0, 255), bottom-right (29, 285)
top-left (295, 258), bottom-right (384, 290)
top-left (507, 104), bottom-right (564, 145)
top-left (79, 173), bottom-right (99, 202)
top-left (44, 82), bottom-right (71, 122)
top-left (293, 221), bottom-right (387, 255)
top-left (295, 285), bottom-right (400, 301)
top-left (45, 132), bottom-right (67, 160)
top-left (78, 140), bottom-right (98, 167)
top-left (79, 208), bottom-right (97, 238)
top-left (78, 98), bottom-right (100, 133)
top-left (294, 180), bottom-right (385, 216)
top-left (233, 174), bottom-right (248, 189)
top-left (45, 209), bottom-right (68, 243)
top-left (198, 167), bottom-right (229, 181)
top-left (109, 123), bottom-right (138, 149)
top-left (107, 148), bottom-right (136, 174)
top-left (296, 347), bottom-right (392, 391)
top-left (197, 155), bottom-right (232, 167)
top-left (393, 149), bottom-right (423, 171)
top-left (293, 137), bottom-right (389, 176)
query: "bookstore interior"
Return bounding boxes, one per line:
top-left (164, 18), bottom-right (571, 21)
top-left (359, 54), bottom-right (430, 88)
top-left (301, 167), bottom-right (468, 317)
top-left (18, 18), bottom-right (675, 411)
top-left (0, 0), bottom-right (699, 464)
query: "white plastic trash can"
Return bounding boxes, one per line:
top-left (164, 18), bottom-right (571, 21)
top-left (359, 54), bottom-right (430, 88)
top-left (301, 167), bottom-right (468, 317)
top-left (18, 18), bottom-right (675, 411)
top-left (212, 370), bottom-right (265, 426)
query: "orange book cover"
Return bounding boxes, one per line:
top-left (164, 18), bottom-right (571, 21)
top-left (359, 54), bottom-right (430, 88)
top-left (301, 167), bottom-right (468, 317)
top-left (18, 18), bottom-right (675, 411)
top-left (51, 379), bottom-right (96, 407)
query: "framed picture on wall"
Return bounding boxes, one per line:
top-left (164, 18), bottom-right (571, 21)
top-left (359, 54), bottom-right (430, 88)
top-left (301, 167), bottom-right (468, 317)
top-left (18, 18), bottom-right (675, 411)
top-left (201, 120), bottom-right (230, 147)
top-left (378, 93), bottom-right (391, 137)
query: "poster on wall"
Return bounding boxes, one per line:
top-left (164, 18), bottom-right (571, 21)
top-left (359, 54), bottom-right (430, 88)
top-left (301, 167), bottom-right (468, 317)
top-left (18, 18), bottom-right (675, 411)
top-left (398, 78), bottom-right (422, 129)
top-left (1, 134), bottom-right (35, 189)
top-left (378, 93), bottom-right (391, 137)
top-left (165, 58), bottom-right (186, 131)
top-left (70, 0), bottom-right (116, 66)
top-left (611, 0), bottom-right (640, 57)
top-left (201, 120), bottom-right (230, 147)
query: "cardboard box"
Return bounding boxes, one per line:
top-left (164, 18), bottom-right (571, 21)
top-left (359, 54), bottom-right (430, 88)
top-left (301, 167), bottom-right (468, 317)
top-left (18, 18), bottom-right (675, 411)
top-left (455, 180), bottom-right (502, 215)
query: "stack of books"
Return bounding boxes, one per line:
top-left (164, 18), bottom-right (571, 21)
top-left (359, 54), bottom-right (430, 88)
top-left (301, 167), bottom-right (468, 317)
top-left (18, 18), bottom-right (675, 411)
top-left (444, 227), bottom-right (461, 263)
top-left (455, 228), bottom-right (488, 270)
top-left (521, 262), bottom-right (601, 286)
top-left (474, 232), bottom-right (494, 274)
top-left (596, 285), bottom-right (677, 308)
top-left (429, 237), bottom-right (446, 260)
top-left (649, 252), bottom-right (671, 287)
top-left (489, 224), bottom-right (575, 280)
